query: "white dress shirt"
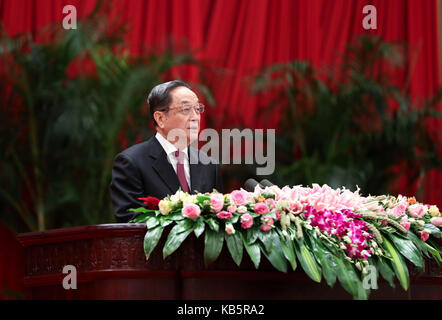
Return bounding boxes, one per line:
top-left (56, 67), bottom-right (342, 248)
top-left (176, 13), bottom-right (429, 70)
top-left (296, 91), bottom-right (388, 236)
top-left (155, 132), bottom-right (191, 189)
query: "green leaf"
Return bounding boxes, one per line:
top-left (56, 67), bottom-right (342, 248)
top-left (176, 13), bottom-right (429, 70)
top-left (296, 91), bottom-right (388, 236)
top-left (334, 256), bottom-right (368, 300)
top-left (146, 216), bottom-right (159, 229)
top-left (381, 235), bottom-right (409, 291)
top-left (197, 195), bottom-right (211, 204)
top-left (247, 226), bottom-right (259, 244)
top-left (193, 218), bottom-right (205, 238)
top-left (293, 240), bottom-right (322, 283)
top-left (260, 231), bottom-right (288, 273)
top-left (308, 233), bottom-right (337, 287)
top-left (204, 228), bottom-right (224, 267)
top-left (241, 232), bottom-right (261, 269)
top-left (424, 240), bottom-right (442, 267)
top-left (424, 224), bottom-right (441, 238)
top-left (375, 256), bottom-right (395, 288)
top-left (406, 231), bottom-right (430, 258)
top-left (225, 231), bottom-right (243, 267)
top-left (277, 230), bottom-right (297, 271)
top-left (257, 228), bottom-right (272, 252)
top-left (129, 207), bottom-right (151, 213)
top-left (129, 212), bottom-right (148, 223)
top-left (388, 234), bottom-right (424, 270)
top-left (163, 220), bottom-right (194, 259)
top-left (160, 219), bottom-right (173, 228)
top-left (143, 226), bottom-right (164, 261)
top-left (205, 218), bottom-right (219, 232)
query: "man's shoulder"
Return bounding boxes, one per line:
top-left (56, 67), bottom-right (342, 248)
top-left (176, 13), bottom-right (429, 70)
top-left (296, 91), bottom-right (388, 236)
top-left (117, 136), bottom-right (158, 161)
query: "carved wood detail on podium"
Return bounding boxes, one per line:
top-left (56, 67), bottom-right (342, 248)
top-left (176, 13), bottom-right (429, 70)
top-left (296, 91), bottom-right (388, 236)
top-left (17, 224), bottom-right (442, 299)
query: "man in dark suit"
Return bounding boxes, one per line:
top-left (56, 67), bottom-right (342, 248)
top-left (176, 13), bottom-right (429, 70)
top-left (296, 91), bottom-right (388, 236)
top-left (110, 80), bottom-right (223, 222)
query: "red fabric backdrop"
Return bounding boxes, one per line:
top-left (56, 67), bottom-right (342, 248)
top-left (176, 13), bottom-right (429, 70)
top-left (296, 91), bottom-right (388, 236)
top-left (0, 0), bottom-right (440, 206)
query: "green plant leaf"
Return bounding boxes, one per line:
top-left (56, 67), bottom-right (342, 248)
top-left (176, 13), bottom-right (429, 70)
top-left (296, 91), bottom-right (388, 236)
top-left (241, 232), bottom-right (261, 269)
top-left (193, 218), bottom-right (205, 238)
top-left (146, 216), bottom-right (159, 229)
top-left (129, 212), bottom-right (150, 223)
top-left (334, 256), bottom-right (368, 300)
top-left (381, 235), bottom-right (409, 291)
top-left (257, 228), bottom-right (273, 252)
top-left (163, 220), bottom-right (194, 259)
top-left (259, 231), bottom-right (287, 273)
top-left (205, 218), bottom-right (219, 232)
top-left (308, 233), bottom-right (337, 287)
top-left (143, 226), bottom-right (164, 261)
top-left (225, 231), bottom-right (243, 267)
top-left (293, 240), bottom-right (322, 283)
top-left (204, 228), bottom-right (224, 267)
top-left (375, 256), bottom-right (395, 288)
top-left (406, 231), bottom-right (430, 258)
top-left (424, 224), bottom-right (441, 238)
top-left (247, 226), bottom-right (259, 244)
top-left (388, 234), bottom-right (424, 270)
top-left (424, 240), bottom-right (442, 267)
top-left (276, 230), bottom-right (297, 271)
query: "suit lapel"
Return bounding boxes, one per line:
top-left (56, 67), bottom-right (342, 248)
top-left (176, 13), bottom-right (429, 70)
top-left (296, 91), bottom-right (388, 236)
top-left (149, 136), bottom-right (181, 194)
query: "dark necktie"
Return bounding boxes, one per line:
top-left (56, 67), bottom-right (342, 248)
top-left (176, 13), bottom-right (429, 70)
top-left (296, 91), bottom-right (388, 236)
top-left (174, 150), bottom-right (190, 193)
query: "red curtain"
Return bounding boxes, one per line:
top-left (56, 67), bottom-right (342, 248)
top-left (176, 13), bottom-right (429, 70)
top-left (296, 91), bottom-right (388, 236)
top-left (1, 0), bottom-right (440, 205)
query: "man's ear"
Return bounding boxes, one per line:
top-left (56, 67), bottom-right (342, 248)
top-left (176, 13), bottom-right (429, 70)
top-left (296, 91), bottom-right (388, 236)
top-left (154, 111), bottom-right (165, 128)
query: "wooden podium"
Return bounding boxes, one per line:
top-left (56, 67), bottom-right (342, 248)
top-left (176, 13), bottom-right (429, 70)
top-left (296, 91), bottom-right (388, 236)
top-left (17, 224), bottom-right (442, 299)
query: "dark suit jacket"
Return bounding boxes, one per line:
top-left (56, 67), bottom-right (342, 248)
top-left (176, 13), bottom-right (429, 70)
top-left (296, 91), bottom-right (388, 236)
top-left (110, 135), bottom-right (223, 222)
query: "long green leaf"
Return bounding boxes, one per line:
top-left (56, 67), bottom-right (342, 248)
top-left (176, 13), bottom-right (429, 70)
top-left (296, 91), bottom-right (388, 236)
top-left (334, 256), bottom-right (368, 300)
top-left (375, 256), bottom-right (395, 288)
top-left (163, 220), bottom-right (194, 259)
top-left (277, 230), bottom-right (297, 271)
top-left (293, 240), bottom-right (322, 283)
top-left (204, 228), bottom-right (224, 267)
top-left (225, 232), bottom-right (243, 267)
top-left (309, 233), bottom-right (337, 287)
top-left (259, 231), bottom-right (288, 273)
top-left (193, 218), bottom-right (205, 238)
top-left (143, 226), bottom-right (164, 261)
top-left (381, 236), bottom-right (409, 291)
top-left (241, 233), bottom-right (261, 269)
top-left (388, 234), bottom-right (423, 270)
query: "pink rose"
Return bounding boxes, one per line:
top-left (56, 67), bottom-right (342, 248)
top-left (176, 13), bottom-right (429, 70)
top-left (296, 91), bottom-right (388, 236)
top-left (230, 190), bottom-right (248, 206)
top-left (274, 210), bottom-right (282, 220)
top-left (265, 198), bottom-right (276, 209)
top-left (400, 221), bottom-right (411, 233)
top-left (430, 217), bottom-right (442, 227)
top-left (418, 231), bottom-right (430, 242)
top-left (216, 210), bottom-right (233, 219)
top-left (261, 216), bottom-right (274, 232)
top-left (240, 213), bottom-right (253, 229)
top-left (408, 204), bottom-right (428, 218)
top-left (210, 193), bottom-right (224, 213)
top-left (254, 202), bottom-right (270, 215)
top-left (181, 203), bottom-right (201, 220)
top-left (227, 205), bottom-right (237, 213)
top-left (392, 200), bottom-right (408, 217)
top-left (225, 223), bottom-right (235, 235)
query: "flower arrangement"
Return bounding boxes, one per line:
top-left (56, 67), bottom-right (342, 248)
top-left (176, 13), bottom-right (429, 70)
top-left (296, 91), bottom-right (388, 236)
top-left (130, 184), bottom-right (442, 300)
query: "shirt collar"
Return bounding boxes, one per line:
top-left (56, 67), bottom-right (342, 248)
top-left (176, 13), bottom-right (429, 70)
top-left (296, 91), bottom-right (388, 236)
top-left (155, 132), bottom-right (188, 158)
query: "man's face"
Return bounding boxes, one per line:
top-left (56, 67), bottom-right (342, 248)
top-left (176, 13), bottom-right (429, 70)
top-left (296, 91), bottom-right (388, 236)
top-left (162, 86), bottom-right (201, 148)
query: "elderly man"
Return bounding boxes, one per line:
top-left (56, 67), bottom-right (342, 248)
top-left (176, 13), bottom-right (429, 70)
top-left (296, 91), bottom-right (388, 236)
top-left (110, 80), bottom-right (223, 222)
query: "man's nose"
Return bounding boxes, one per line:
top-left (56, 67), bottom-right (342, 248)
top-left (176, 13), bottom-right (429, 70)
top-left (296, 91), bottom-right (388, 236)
top-left (189, 107), bottom-right (200, 118)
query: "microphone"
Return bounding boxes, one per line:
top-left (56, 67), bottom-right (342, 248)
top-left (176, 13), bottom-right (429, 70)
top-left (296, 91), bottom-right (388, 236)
top-left (244, 178), bottom-right (264, 192)
top-left (260, 179), bottom-right (274, 187)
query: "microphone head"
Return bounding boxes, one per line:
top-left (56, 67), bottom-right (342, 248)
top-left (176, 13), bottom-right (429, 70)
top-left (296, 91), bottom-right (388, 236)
top-left (260, 179), bottom-right (274, 187)
top-left (244, 178), bottom-right (262, 192)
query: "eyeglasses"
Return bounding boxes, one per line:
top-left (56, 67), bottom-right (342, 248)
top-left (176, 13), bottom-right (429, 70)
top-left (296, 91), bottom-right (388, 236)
top-left (160, 103), bottom-right (205, 115)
